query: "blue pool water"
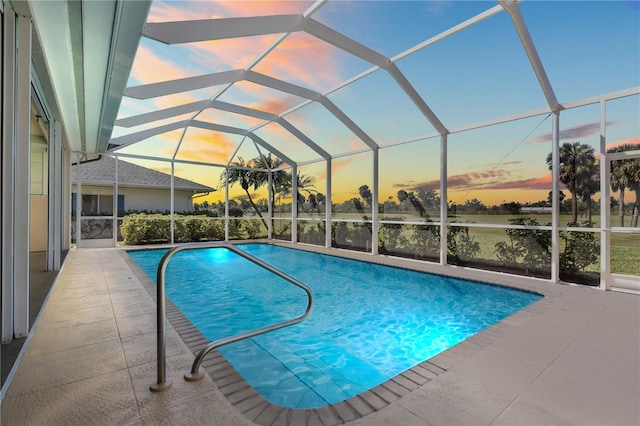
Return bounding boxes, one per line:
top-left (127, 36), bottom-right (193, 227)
top-left (128, 244), bottom-right (542, 408)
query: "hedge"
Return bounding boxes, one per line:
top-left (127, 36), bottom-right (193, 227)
top-left (121, 214), bottom-right (226, 245)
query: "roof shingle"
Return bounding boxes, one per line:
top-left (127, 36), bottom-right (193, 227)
top-left (71, 156), bottom-right (214, 193)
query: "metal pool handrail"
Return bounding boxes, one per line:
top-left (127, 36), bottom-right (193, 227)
top-left (150, 242), bottom-right (313, 391)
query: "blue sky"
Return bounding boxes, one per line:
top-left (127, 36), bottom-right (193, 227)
top-left (114, 0), bottom-right (639, 205)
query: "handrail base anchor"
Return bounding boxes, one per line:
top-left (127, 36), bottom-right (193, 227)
top-left (150, 379), bottom-right (173, 392)
top-left (184, 370), bottom-right (205, 381)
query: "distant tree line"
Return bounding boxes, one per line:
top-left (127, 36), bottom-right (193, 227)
top-left (193, 143), bottom-right (640, 227)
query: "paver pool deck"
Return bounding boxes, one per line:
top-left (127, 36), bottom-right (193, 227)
top-left (1, 242), bottom-right (638, 425)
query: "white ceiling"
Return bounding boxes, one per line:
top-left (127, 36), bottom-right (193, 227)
top-left (21, 0), bottom-right (151, 153)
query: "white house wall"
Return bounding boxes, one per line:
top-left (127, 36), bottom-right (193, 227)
top-left (121, 187), bottom-right (195, 213)
top-left (72, 184), bottom-right (197, 213)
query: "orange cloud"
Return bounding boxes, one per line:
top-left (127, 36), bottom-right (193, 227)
top-left (252, 32), bottom-right (344, 91)
top-left (606, 137), bottom-right (640, 150)
top-left (162, 129), bottom-right (238, 165)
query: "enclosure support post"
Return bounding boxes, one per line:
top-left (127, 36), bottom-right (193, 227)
top-left (268, 172), bottom-right (273, 239)
top-left (76, 180), bottom-right (82, 247)
top-left (551, 112), bottom-right (561, 284)
top-left (371, 148), bottom-right (379, 255)
top-left (170, 161), bottom-right (175, 244)
top-left (599, 100), bottom-right (611, 290)
top-left (292, 164), bottom-right (298, 243)
top-left (439, 134), bottom-right (448, 265)
top-left (113, 157), bottom-right (119, 247)
top-left (325, 159), bottom-right (332, 248)
top-left (48, 120), bottom-right (63, 270)
top-left (224, 166), bottom-right (229, 241)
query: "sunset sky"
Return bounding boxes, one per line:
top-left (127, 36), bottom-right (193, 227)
top-left (112, 0), bottom-right (640, 206)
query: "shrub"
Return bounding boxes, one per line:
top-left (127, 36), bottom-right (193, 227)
top-left (121, 214), bottom-right (225, 245)
top-left (298, 222), bottom-right (325, 245)
top-left (447, 222), bottom-right (480, 261)
top-left (378, 218), bottom-right (406, 253)
top-left (244, 220), bottom-right (262, 239)
top-left (410, 222), bottom-right (440, 259)
top-left (560, 221), bottom-right (599, 273)
top-left (494, 218), bottom-right (551, 272)
top-left (121, 214), bottom-right (171, 244)
top-left (494, 218), bottom-right (599, 276)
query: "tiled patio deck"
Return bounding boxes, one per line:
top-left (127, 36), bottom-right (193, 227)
top-left (1, 244), bottom-right (638, 425)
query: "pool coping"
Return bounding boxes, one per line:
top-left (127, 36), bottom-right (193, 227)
top-left (121, 241), bottom-right (552, 426)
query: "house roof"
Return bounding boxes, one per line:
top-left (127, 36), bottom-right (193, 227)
top-left (71, 156), bottom-right (214, 193)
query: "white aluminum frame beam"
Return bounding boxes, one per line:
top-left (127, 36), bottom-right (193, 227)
top-left (125, 69), bottom-right (245, 99)
top-left (319, 98), bottom-right (378, 150)
top-left (387, 63), bottom-right (448, 135)
top-left (277, 118), bottom-right (331, 160)
top-left (302, 18), bottom-right (389, 68)
top-left (560, 86), bottom-right (640, 111)
top-left (499, 0), bottom-right (559, 112)
top-left (211, 99), bottom-right (278, 121)
top-left (115, 100), bottom-right (211, 127)
top-left (109, 120), bottom-right (190, 149)
top-left (143, 15), bottom-right (303, 44)
top-left (245, 70), bottom-right (320, 100)
top-left (122, 69), bottom-right (379, 154)
top-left (392, 4), bottom-right (505, 62)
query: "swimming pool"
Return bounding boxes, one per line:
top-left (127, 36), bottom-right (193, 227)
top-left (128, 243), bottom-right (542, 408)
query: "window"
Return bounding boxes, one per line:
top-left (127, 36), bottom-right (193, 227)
top-left (73, 193), bottom-right (125, 216)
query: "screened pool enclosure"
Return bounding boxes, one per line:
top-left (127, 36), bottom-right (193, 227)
top-left (73, 0), bottom-right (640, 292)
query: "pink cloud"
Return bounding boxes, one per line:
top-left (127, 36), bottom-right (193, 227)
top-left (130, 45), bottom-right (190, 85)
top-left (482, 175), bottom-right (552, 191)
top-left (393, 180), bottom-right (440, 191)
top-left (528, 121), bottom-right (618, 144)
top-left (148, 1), bottom-right (312, 22)
top-left (124, 0), bottom-right (351, 152)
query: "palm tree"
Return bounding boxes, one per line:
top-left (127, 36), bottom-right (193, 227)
top-left (546, 142), bottom-right (597, 223)
top-left (608, 143), bottom-right (640, 227)
top-left (220, 156), bottom-right (268, 230)
top-left (279, 172), bottom-right (317, 211)
top-left (624, 153), bottom-right (640, 228)
top-left (358, 185), bottom-right (372, 207)
top-left (608, 146), bottom-right (630, 226)
top-left (252, 153), bottom-right (290, 214)
top-left (578, 166), bottom-right (600, 223)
